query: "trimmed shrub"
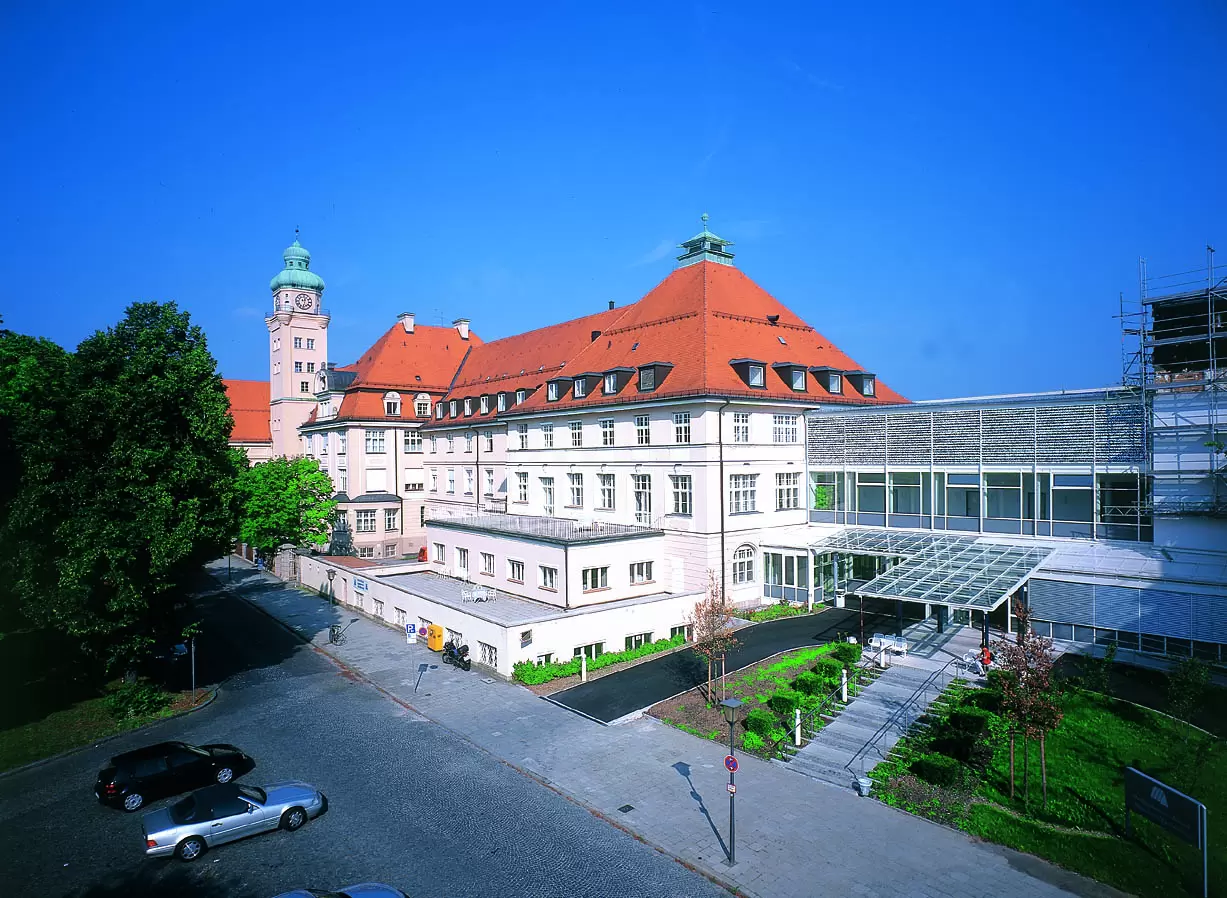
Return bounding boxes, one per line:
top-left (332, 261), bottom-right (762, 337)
top-left (768, 687), bottom-right (804, 720)
top-left (985, 668), bottom-right (1015, 694)
top-left (813, 657), bottom-right (843, 690)
top-left (947, 707), bottom-right (992, 736)
top-left (106, 680), bottom-right (171, 721)
top-left (932, 733), bottom-right (994, 772)
top-left (909, 752), bottom-right (962, 787)
top-left (745, 708), bottom-right (777, 737)
top-left (962, 689), bottom-right (1002, 713)
top-left (794, 671), bottom-right (823, 696)
top-left (512, 633), bottom-right (684, 684)
top-left (830, 642), bottom-right (862, 666)
top-left (741, 731), bottom-right (766, 752)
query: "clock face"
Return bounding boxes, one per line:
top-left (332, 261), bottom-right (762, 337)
top-left (295, 293), bottom-right (314, 310)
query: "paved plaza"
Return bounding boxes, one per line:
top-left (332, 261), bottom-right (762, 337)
top-left (211, 558), bottom-right (1128, 898)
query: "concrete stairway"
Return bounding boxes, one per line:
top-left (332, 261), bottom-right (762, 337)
top-left (776, 664), bottom-right (943, 790)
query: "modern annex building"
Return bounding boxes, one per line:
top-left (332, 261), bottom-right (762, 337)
top-left (223, 227), bottom-right (1227, 673)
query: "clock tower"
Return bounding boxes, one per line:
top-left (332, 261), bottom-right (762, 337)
top-left (266, 237), bottom-right (328, 457)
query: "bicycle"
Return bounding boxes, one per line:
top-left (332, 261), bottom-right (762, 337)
top-left (328, 618), bottom-right (359, 646)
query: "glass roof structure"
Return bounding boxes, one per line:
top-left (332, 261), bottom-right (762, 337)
top-left (809, 527), bottom-right (1055, 611)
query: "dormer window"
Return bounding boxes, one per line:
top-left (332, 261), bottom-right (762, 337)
top-left (449, 400), bottom-right (458, 417)
top-left (845, 371), bottom-right (877, 397)
top-left (415, 394), bottom-right (431, 417)
top-left (604, 373), bottom-right (617, 394)
top-left (480, 396), bottom-right (489, 414)
top-left (863, 376), bottom-right (876, 397)
top-left (548, 382), bottom-right (559, 401)
top-left (638, 368), bottom-right (655, 392)
top-left (749, 365), bottom-right (765, 387)
top-left (573, 379), bottom-right (587, 398)
top-left (384, 392), bottom-right (401, 416)
top-left (464, 398), bottom-right (472, 416)
top-left (791, 369), bottom-right (806, 391)
top-left (516, 389), bottom-right (526, 405)
top-left (497, 392), bottom-right (506, 412)
top-left (436, 404), bottom-right (444, 419)
top-left (829, 372), bottom-right (843, 393)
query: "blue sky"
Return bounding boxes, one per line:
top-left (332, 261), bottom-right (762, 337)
top-left (2, 1), bottom-right (1224, 399)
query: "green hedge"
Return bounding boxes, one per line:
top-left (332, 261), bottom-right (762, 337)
top-left (767, 687), bottom-right (804, 720)
top-left (794, 671), bottom-right (823, 696)
top-left (512, 633), bottom-right (685, 685)
top-left (742, 731), bottom-right (765, 752)
top-left (829, 642), bottom-right (862, 666)
top-left (947, 707), bottom-right (992, 736)
top-left (814, 657), bottom-right (843, 687)
top-left (746, 603), bottom-right (809, 623)
top-left (909, 752), bottom-right (962, 787)
top-left (745, 707), bottom-right (777, 737)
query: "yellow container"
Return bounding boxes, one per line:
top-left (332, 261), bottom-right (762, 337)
top-left (427, 624), bottom-right (445, 652)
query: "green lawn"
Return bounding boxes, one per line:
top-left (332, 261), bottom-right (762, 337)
top-left (874, 683), bottom-right (1224, 898)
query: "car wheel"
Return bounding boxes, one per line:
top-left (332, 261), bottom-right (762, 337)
top-left (281, 807), bottom-right (307, 831)
top-left (215, 767), bottom-right (234, 784)
top-left (176, 836), bottom-right (206, 862)
top-left (123, 792), bottom-right (145, 812)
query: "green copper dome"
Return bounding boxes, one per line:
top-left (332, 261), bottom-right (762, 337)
top-left (269, 239), bottom-right (326, 293)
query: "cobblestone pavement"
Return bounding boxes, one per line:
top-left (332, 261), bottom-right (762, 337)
top-left (213, 558), bottom-right (1129, 898)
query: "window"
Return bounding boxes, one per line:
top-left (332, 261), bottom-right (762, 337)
top-left (542, 423), bottom-right (554, 448)
top-left (862, 375), bottom-right (876, 397)
top-left (356, 546), bottom-right (375, 559)
top-left (338, 432), bottom-right (346, 454)
top-left (415, 396), bottom-right (431, 417)
top-left (548, 382), bottom-right (559, 401)
top-left (338, 470), bottom-right (348, 492)
top-left (539, 566), bottom-right (558, 590)
top-left (733, 412), bottom-right (749, 443)
top-left (294, 361), bottom-right (303, 373)
top-left (670, 625), bottom-right (693, 641)
top-left (733, 545), bottom-right (755, 583)
top-left (484, 431), bottom-right (493, 452)
top-left (600, 418), bottom-right (614, 446)
top-left (436, 405), bottom-right (444, 419)
top-left (790, 369), bottom-right (806, 391)
top-left (515, 471), bottom-right (528, 502)
top-left (464, 434), bottom-right (473, 452)
top-left (404, 480), bottom-right (423, 492)
top-left (432, 542), bottom-right (444, 563)
top-left (446, 469), bottom-right (455, 493)
top-left (536, 652), bottom-right (553, 665)
top-left (365, 430), bottom-right (386, 453)
top-left (456, 547), bottom-right (469, 573)
top-left (568, 421), bottom-right (582, 447)
top-left (306, 361), bottom-right (315, 372)
top-left (672, 411), bottom-right (693, 445)
top-left (516, 423), bottom-right (528, 450)
top-left (429, 469), bottom-right (438, 491)
top-left (670, 474), bottom-right (693, 515)
top-left (582, 566), bottom-right (609, 591)
top-left (541, 477), bottom-right (555, 514)
top-left (300, 381), bottom-right (310, 393)
top-left (729, 474), bottom-right (757, 513)
top-left (356, 510), bottom-right (376, 532)
top-left (447, 436), bottom-right (454, 453)
top-left (497, 393), bottom-right (506, 412)
top-left (481, 552), bottom-right (494, 575)
top-left (625, 631), bottom-right (653, 650)
top-left (484, 468), bottom-right (494, 495)
top-left (294, 337), bottom-right (303, 349)
top-left (748, 364), bottom-right (765, 387)
top-left (598, 473), bottom-right (615, 510)
top-left (395, 607), bottom-right (407, 627)
top-left (573, 642), bottom-right (604, 660)
top-left (573, 378), bottom-right (586, 398)
top-left (811, 470), bottom-right (839, 510)
top-left (516, 389), bottom-right (526, 404)
top-left (890, 472), bottom-right (924, 514)
top-left (306, 338), bottom-right (315, 349)
top-left (772, 414), bottom-right (798, 444)
top-left (508, 559), bottom-right (525, 582)
top-left (449, 400), bottom-right (457, 417)
top-left (429, 436), bottom-right (436, 453)
top-left (373, 598), bottom-right (385, 617)
top-left (464, 468), bottom-right (474, 494)
top-left (463, 398), bottom-right (472, 416)
top-left (633, 474), bottom-right (652, 524)
top-left (405, 430), bottom-right (422, 452)
top-left (827, 372), bottom-right (843, 394)
top-left (479, 642), bottom-right (497, 668)
top-left (776, 472), bottom-right (801, 510)
top-left (604, 372), bottom-right (617, 394)
top-left (568, 472), bottom-right (584, 507)
top-left (629, 561), bottom-right (653, 584)
top-left (383, 393), bottom-right (400, 415)
top-left (480, 396), bottom-right (489, 414)
top-left (446, 628), bottom-right (464, 646)
top-left (384, 509), bottom-right (398, 531)
top-left (857, 471), bottom-right (889, 513)
top-left (635, 415), bottom-right (651, 445)
top-left (638, 368), bottom-right (655, 391)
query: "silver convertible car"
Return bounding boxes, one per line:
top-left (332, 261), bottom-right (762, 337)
top-left (142, 781), bottom-right (327, 861)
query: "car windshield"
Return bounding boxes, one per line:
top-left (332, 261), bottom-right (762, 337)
top-left (237, 785), bottom-right (266, 804)
top-left (169, 795), bottom-right (199, 824)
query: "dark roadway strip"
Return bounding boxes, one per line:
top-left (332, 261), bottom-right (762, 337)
top-left (546, 606), bottom-right (898, 724)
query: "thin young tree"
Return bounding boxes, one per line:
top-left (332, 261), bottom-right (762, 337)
top-left (687, 571), bottom-right (739, 702)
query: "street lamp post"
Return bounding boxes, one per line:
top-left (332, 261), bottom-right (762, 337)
top-left (327, 569), bottom-right (336, 606)
top-left (720, 696), bottom-right (743, 866)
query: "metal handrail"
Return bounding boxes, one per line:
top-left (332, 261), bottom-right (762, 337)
top-left (765, 655), bottom-right (876, 759)
top-left (843, 654), bottom-right (967, 778)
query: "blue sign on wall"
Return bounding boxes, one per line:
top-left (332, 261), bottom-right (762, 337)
top-left (353, 577), bottom-right (369, 593)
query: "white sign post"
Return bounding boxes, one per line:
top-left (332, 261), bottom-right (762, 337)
top-left (405, 623), bottom-right (416, 644)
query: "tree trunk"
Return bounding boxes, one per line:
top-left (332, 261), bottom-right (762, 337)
top-left (1040, 733), bottom-right (1048, 809)
top-left (1023, 736), bottom-right (1030, 809)
top-left (1009, 733), bottom-right (1015, 799)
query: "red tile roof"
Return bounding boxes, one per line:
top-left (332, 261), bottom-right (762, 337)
top-left (222, 379), bottom-right (272, 443)
top-left (433, 262), bottom-right (905, 421)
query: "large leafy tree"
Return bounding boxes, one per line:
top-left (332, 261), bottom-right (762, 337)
top-left (236, 456), bottom-right (337, 559)
top-left (687, 571), bottom-right (740, 701)
top-left (0, 303), bottom-right (243, 671)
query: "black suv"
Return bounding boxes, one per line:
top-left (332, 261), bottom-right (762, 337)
top-left (95, 741), bottom-right (255, 812)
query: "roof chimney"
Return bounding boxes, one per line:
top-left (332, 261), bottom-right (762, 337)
top-left (453, 317), bottom-right (471, 340)
top-left (398, 312), bottom-right (415, 333)
top-left (608, 300), bottom-right (615, 310)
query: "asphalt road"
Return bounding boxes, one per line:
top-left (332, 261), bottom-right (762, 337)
top-left (0, 588), bottom-right (727, 898)
top-left (548, 605), bottom-right (898, 724)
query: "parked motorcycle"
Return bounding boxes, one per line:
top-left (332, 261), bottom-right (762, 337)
top-left (441, 640), bottom-right (472, 671)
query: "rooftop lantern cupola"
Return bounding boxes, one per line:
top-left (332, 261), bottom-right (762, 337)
top-left (269, 234), bottom-right (327, 294)
top-left (675, 213), bottom-right (735, 268)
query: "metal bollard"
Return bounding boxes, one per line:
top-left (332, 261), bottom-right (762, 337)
top-left (795, 708), bottom-right (802, 746)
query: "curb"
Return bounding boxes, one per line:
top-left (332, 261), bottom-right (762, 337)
top-left (0, 688), bottom-right (219, 780)
top-left (215, 573), bottom-right (746, 898)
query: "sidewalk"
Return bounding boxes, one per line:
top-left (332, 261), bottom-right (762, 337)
top-left (209, 558), bottom-right (1123, 898)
